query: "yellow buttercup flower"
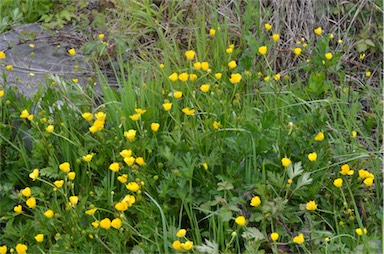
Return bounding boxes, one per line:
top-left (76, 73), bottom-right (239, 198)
top-left (201, 62), bottom-right (209, 71)
top-left (159, 63), bottom-right (165, 68)
top-left (126, 182), bottom-right (140, 192)
top-left (59, 162), bottom-right (70, 173)
top-left (173, 91), bottom-right (182, 99)
top-left (178, 72), bottom-right (189, 82)
top-left (124, 157), bottom-right (135, 166)
top-left (293, 47), bottom-right (302, 56)
top-left (314, 27), bottom-right (322, 35)
top-left (151, 123), bottom-right (160, 132)
top-left (229, 73), bottom-right (242, 84)
top-left (20, 109), bottom-right (30, 119)
top-left (21, 187), bottom-right (31, 197)
top-left (100, 218), bottom-right (111, 230)
top-left (54, 180), bottom-right (64, 188)
top-left (0, 90), bottom-right (4, 97)
top-left (120, 149), bottom-right (132, 158)
top-left (44, 209), bottom-right (54, 218)
top-left (365, 71), bottom-right (371, 77)
top-left (340, 164), bottom-right (354, 175)
top-left (200, 84), bottom-right (210, 93)
top-left (258, 46), bottom-right (267, 55)
top-left (235, 216), bottom-right (246, 226)
top-left (15, 243), bottom-right (28, 254)
top-left (363, 177), bottom-right (374, 186)
top-left (272, 34), bottom-right (280, 42)
top-left (228, 60), bottom-right (237, 69)
top-left (173, 240), bottom-right (182, 250)
top-left (226, 47), bottom-right (233, 54)
top-left (123, 194), bottom-right (136, 206)
top-left (359, 54), bottom-right (365, 60)
top-left (85, 208), bottom-right (97, 215)
top-left (250, 196), bottom-right (261, 207)
top-left (0, 245), bottom-right (7, 254)
top-left (68, 48), bottom-right (76, 56)
top-left (193, 62), bottom-right (201, 70)
top-left (189, 73), bottom-right (197, 81)
top-left (117, 174), bottom-right (128, 183)
top-left (162, 102), bottom-right (172, 111)
top-left (293, 233), bottom-right (305, 244)
top-left (111, 218), bottom-right (122, 229)
top-left (333, 178), bottom-right (343, 187)
top-left (325, 53), bottom-right (333, 60)
top-left (315, 132), bottom-right (324, 141)
top-left (68, 172), bottom-right (76, 180)
top-left (176, 229), bottom-right (186, 237)
top-left (181, 240), bottom-right (193, 251)
top-left (124, 129), bottom-right (136, 141)
top-left (213, 121), bottom-right (222, 130)
top-left (306, 200), bottom-right (317, 211)
top-left (270, 232), bottom-right (279, 241)
top-left (27, 114), bottom-right (34, 121)
top-left (14, 205), bottom-right (22, 213)
top-left (209, 28), bottom-right (216, 36)
top-left (329, 33), bottom-right (334, 39)
top-left (6, 65), bottom-right (13, 70)
top-left (92, 221), bottom-right (99, 228)
top-left (109, 162), bottom-right (120, 172)
top-left (135, 157), bottom-right (145, 166)
top-left (115, 201), bottom-right (128, 211)
top-left (185, 50), bottom-right (195, 60)
top-left (82, 112), bottom-right (93, 121)
top-left (168, 72), bottom-right (178, 82)
top-left (281, 157), bottom-right (291, 167)
top-left (355, 227), bottom-right (367, 236)
top-left (29, 168), bottom-right (39, 181)
top-left (129, 113), bottom-right (141, 121)
top-left (0, 51), bottom-right (6, 59)
top-left (182, 107), bottom-right (196, 116)
top-left (82, 153), bottom-right (94, 162)
top-left (45, 125), bottom-right (54, 133)
top-left (264, 23), bottom-right (272, 31)
top-left (273, 74), bottom-right (281, 81)
top-left (202, 162), bottom-right (208, 170)
top-left (26, 197), bottom-right (36, 208)
top-left (69, 196), bottom-right (79, 205)
top-left (215, 73), bottom-right (222, 79)
top-left (308, 152), bottom-right (317, 162)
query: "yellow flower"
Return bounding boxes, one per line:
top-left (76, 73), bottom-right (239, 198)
top-left (27, 114), bottom-right (34, 121)
top-left (363, 177), bottom-right (374, 187)
top-left (124, 157), bottom-right (135, 166)
top-left (185, 50), bottom-right (195, 60)
top-left (182, 108), bottom-right (196, 116)
top-left (6, 65), bottom-right (13, 70)
top-left (200, 84), bottom-right (210, 93)
top-left (151, 123), bottom-right (160, 132)
top-left (123, 194), bottom-right (136, 206)
top-left (168, 72), bottom-right (178, 82)
top-left (162, 102), bottom-right (172, 111)
top-left (117, 174), bottom-right (128, 183)
top-left (228, 60), bottom-right (237, 69)
top-left (340, 164), bottom-right (354, 175)
top-left (355, 228), bottom-right (367, 236)
top-left (97, 33), bottom-right (105, 39)
top-left (68, 48), bottom-right (76, 56)
top-left (314, 27), bottom-right (322, 35)
top-left (109, 162), bottom-right (120, 172)
top-left (352, 131), bottom-right (357, 138)
top-left (308, 152), bottom-right (317, 162)
top-left (235, 216), bottom-right (246, 226)
top-left (265, 23), bottom-right (272, 31)
top-left (126, 182), bottom-right (140, 192)
top-left (209, 28), bottom-right (216, 36)
top-left (68, 172), bottom-right (76, 180)
top-left (306, 200), bottom-right (317, 211)
top-left (215, 73), bottom-right (222, 79)
top-left (0, 51), bottom-right (6, 59)
top-left (333, 178), bottom-right (343, 187)
top-left (59, 162), bottom-right (70, 173)
top-left (176, 229), bottom-right (186, 237)
top-left (288, 178), bottom-right (293, 184)
top-left (272, 34), bottom-right (280, 42)
top-left (124, 129), bottom-right (136, 141)
top-left (29, 44), bottom-right (35, 48)
top-left (0, 245), bottom-right (7, 254)
top-left (202, 162), bottom-right (208, 170)
top-left (329, 33), bottom-right (334, 39)
top-left (14, 205), bottom-right (22, 213)
top-left (82, 112), bottom-right (93, 121)
top-left (281, 157), bottom-right (291, 167)
top-left (34, 234), bottom-right (45, 242)
top-left (85, 208), bottom-right (97, 215)
top-left (264, 76), bottom-right (270, 82)
top-left (69, 196), bottom-right (79, 205)
top-left (181, 240), bottom-right (193, 251)
top-left (26, 197), bottom-right (36, 208)
top-left (159, 63), bottom-right (165, 68)
top-left (92, 221), bottom-right (99, 228)
top-left (293, 233), bottom-right (305, 244)
top-left (72, 78), bottom-right (78, 83)
top-left (229, 73), bottom-right (242, 84)
top-left (82, 153), bottom-right (94, 162)
top-left (172, 240), bottom-right (182, 250)
top-left (173, 91), bottom-right (182, 99)
top-left (0, 90), bottom-right (3, 97)
top-left (135, 157), bottom-right (145, 166)
top-left (15, 243), bottom-right (28, 254)
top-left (273, 74), bottom-right (281, 81)
top-left (44, 209), bottom-right (54, 218)
top-left (293, 47), bottom-right (302, 56)
top-left (100, 218), bottom-right (111, 230)
top-left (325, 53), bottom-right (333, 60)
top-left (315, 132), bottom-right (324, 141)
top-left (189, 73), bottom-right (197, 81)
top-left (358, 169), bottom-right (370, 179)
top-left (338, 39), bottom-right (343, 44)
top-left (178, 72), bottom-right (189, 82)
top-left (45, 125), bottom-right (54, 133)
top-left (118, 150), bottom-right (131, 159)
top-left (258, 46), bottom-right (267, 55)
top-left (365, 71), bottom-right (371, 77)
top-left (250, 196), bottom-right (261, 207)
top-left (135, 108), bottom-right (146, 114)
top-left (226, 47), bottom-right (233, 54)
top-left (29, 169), bottom-right (39, 181)
top-left (20, 109), bottom-right (30, 119)
top-left (213, 121), bottom-right (222, 130)
top-left (115, 201), bottom-right (128, 211)
top-left (54, 180), bottom-right (64, 188)
top-left (21, 187), bottom-right (31, 197)
top-left (359, 54), bottom-right (365, 60)
top-left (193, 62), bottom-right (201, 70)
top-left (129, 113), bottom-right (141, 121)
top-left (270, 232), bottom-right (279, 241)
top-left (111, 218), bottom-right (122, 229)
top-left (201, 62), bottom-right (209, 71)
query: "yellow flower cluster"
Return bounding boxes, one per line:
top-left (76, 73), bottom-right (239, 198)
top-left (358, 169), bottom-right (374, 186)
top-left (173, 229), bottom-right (194, 251)
top-left (20, 109), bottom-right (34, 121)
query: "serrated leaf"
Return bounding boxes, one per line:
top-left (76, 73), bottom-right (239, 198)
top-left (295, 172), bottom-right (312, 190)
top-left (195, 239), bottom-right (219, 254)
top-left (241, 227), bottom-right (265, 241)
top-left (217, 181), bottom-right (234, 191)
top-left (287, 162), bottom-right (303, 179)
top-left (39, 167), bottom-right (58, 179)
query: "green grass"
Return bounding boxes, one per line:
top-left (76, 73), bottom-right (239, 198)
top-left (0, 0), bottom-right (382, 253)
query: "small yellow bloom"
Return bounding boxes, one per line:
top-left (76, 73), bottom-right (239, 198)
top-left (359, 54), bottom-right (365, 60)
top-left (82, 112), bottom-right (93, 121)
top-left (72, 78), bottom-right (78, 83)
top-left (182, 107), bottom-right (196, 116)
top-left (273, 74), bottom-right (281, 81)
top-left (193, 62), bottom-right (201, 70)
top-left (209, 28), bottom-right (216, 36)
top-left (115, 201), bottom-right (128, 211)
top-left (129, 113), bottom-right (141, 121)
top-left (235, 216), bottom-right (246, 226)
top-left (215, 73), bottom-right (222, 79)
top-left (308, 152), bottom-right (317, 162)
top-left (176, 229), bottom-right (186, 238)
top-left (325, 53), bottom-right (333, 60)
top-left (172, 240), bottom-right (182, 250)
top-left (288, 179), bottom-right (293, 184)
top-left (281, 157), bottom-right (291, 167)
top-left (189, 73), bottom-right (197, 81)
top-left (68, 48), bottom-right (76, 56)
top-left (92, 221), bottom-right (99, 228)
top-left (0, 90), bottom-right (4, 97)
top-left (272, 34), bottom-right (280, 42)
top-left (44, 209), bottom-right (54, 218)
top-left (185, 50), bottom-right (196, 60)
top-left (352, 131), bottom-right (357, 138)
top-left (265, 23), bottom-right (272, 31)
top-left (15, 243), bottom-right (28, 254)
top-left (201, 62), bottom-right (209, 71)
top-left (69, 196), bottom-right (79, 205)
top-left (258, 46), bottom-right (267, 55)
top-left (98, 33), bottom-right (105, 39)
top-left (213, 121), bottom-right (222, 130)
top-left (363, 177), bottom-right (374, 187)
top-left (365, 71), bottom-right (371, 77)
top-left (151, 123), bottom-right (160, 132)
top-left (228, 60), bottom-right (237, 69)
top-left (173, 91), bottom-right (183, 99)
top-left (20, 109), bottom-right (30, 119)
top-left (178, 72), bottom-right (189, 82)
top-left (200, 84), bottom-right (210, 93)
top-left (264, 76), bottom-right (270, 82)
top-left (0, 51), bottom-right (6, 59)
top-left (26, 197), bottom-right (36, 208)
top-left (117, 174), bottom-right (128, 183)
top-left (250, 196), bottom-right (261, 207)
top-left (293, 47), bottom-right (302, 56)
top-left (135, 157), bottom-right (145, 166)
top-left (45, 125), bottom-right (54, 133)
top-left (68, 172), bottom-right (76, 180)
top-left (333, 178), bottom-right (343, 187)
top-left (123, 194), bottom-right (136, 206)
top-left (82, 153), bottom-right (94, 162)
top-left (124, 157), bottom-right (135, 166)
top-left (315, 132), bottom-right (324, 141)
top-left (329, 33), bottom-right (334, 39)
top-left (6, 65), bottom-right (13, 70)
top-left (59, 162), bottom-right (70, 173)
top-left (54, 180), bottom-right (64, 188)
top-left (0, 245), bottom-right (7, 254)
top-left (355, 227), bottom-right (367, 236)
top-left (162, 102), bottom-right (172, 111)
top-left (358, 169), bottom-right (370, 179)
top-left (21, 187), bottom-right (31, 197)
top-left (29, 168), bottom-right (39, 181)
top-left (27, 114), bottom-right (34, 121)
top-left (159, 63), bottom-right (165, 68)
top-left (126, 182), bottom-right (140, 192)
top-left (85, 208), bottom-right (97, 215)
top-left (14, 205), bottom-right (22, 213)
top-left (306, 200), bottom-right (317, 211)
top-left (293, 233), bottom-right (305, 244)
top-left (202, 162), bottom-right (208, 170)
top-left (340, 164), bottom-right (354, 175)
top-left (229, 73), bottom-right (242, 84)
top-left (338, 39), bottom-right (343, 44)
top-left (270, 232), bottom-right (279, 241)
top-left (124, 129), bottom-right (136, 141)
top-left (314, 27), bottom-right (322, 35)
top-left (111, 218), bottom-right (122, 229)
top-left (100, 218), bottom-right (111, 230)
top-left (226, 47), bottom-right (233, 54)
top-left (109, 162), bottom-right (120, 172)
top-left (168, 72), bottom-right (178, 82)
top-left (181, 240), bottom-right (193, 251)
